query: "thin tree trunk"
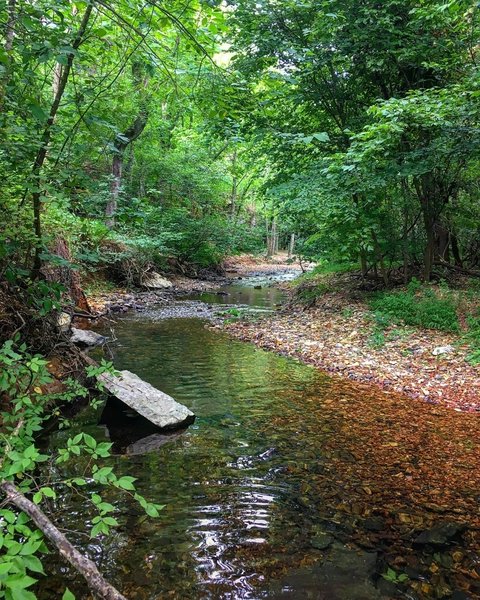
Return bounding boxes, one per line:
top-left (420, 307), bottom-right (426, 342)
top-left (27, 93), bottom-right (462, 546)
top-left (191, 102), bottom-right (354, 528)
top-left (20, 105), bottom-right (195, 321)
top-left (0, 0), bottom-right (16, 113)
top-left (423, 225), bottom-right (435, 282)
top-left (267, 218), bottom-right (277, 257)
top-left (106, 154), bottom-right (123, 229)
top-left (266, 218), bottom-right (272, 258)
top-left (230, 149), bottom-right (237, 219)
top-left (1, 481), bottom-right (127, 600)
top-left (371, 230), bottom-right (388, 287)
top-left (29, 3), bottom-right (94, 277)
top-left (359, 249), bottom-right (368, 280)
top-left (288, 233), bottom-right (295, 258)
top-left (106, 63), bottom-right (149, 229)
top-left (451, 233), bottom-right (463, 267)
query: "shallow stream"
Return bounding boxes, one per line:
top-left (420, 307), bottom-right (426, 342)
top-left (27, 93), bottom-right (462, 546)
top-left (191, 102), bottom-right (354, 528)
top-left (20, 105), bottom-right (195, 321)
top-left (40, 275), bottom-right (476, 599)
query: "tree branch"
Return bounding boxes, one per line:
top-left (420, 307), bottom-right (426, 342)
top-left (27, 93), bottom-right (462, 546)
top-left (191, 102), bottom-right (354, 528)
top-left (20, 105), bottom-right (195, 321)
top-left (1, 481), bottom-right (127, 600)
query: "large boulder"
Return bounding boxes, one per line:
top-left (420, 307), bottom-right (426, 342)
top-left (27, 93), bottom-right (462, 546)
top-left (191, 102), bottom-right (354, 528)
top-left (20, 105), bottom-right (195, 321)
top-left (71, 328), bottom-right (106, 348)
top-left (98, 370), bottom-right (194, 430)
top-left (141, 272), bottom-right (173, 290)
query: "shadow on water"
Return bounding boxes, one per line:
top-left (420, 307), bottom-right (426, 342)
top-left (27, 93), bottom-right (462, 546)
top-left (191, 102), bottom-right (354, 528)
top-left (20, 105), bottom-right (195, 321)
top-left (38, 276), bottom-right (479, 600)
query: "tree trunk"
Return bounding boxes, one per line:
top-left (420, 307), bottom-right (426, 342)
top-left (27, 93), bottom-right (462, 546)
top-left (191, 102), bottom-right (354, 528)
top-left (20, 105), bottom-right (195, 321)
top-left (0, 0), bottom-right (16, 114)
top-left (47, 237), bottom-right (91, 312)
top-left (359, 249), bottom-right (368, 280)
top-left (29, 3), bottom-right (94, 278)
top-left (371, 230), bottom-right (388, 287)
top-left (230, 149), bottom-right (237, 219)
top-left (106, 154), bottom-right (122, 229)
top-left (288, 234), bottom-right (295, 258)
top-left (105, 62), bottom-right (149, 229)
top-left (451, 233), bottom-right (463, 267)
top-left (423, 218), bottom-right (435, 282)
top-left (267, 217), bottom-right (277, 257)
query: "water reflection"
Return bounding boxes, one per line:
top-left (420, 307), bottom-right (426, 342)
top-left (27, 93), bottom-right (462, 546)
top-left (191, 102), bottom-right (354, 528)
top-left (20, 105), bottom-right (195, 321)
top-left (42, 312), bottom-right (341, 599)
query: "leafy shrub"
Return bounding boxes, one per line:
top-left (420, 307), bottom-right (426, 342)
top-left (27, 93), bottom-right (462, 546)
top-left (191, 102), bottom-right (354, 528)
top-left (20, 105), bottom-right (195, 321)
top-left (118, 206), bottom-right (263, 271)
top-left (0, 340), bottom-right (164, 598)
top-left (464, 314), bottom-right (480, 365)
top-left (370, 280), bottom-right (459, 332)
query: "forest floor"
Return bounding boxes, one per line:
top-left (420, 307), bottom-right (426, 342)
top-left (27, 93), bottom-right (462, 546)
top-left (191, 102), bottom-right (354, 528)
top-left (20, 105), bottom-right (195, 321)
top-left (222, 265), bottom-right (480, 413)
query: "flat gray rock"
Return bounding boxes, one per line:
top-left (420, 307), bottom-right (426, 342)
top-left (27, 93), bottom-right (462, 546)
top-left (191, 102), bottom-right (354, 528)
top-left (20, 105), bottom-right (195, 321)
top-left (141, 272), bottom-right (173, 289)
top-left (71, 328), bottom-right (106, 347)
top-left (98, 370), bottom-right (195, 430)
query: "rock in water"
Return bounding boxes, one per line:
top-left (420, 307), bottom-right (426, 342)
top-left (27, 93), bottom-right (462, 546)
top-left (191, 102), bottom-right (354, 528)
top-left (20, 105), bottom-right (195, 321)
top-left (414, 522), bottom-right (466, 546)
top-left (71, 328), bottom-right (106, 347)
top-left (141, 272), bottom-right (173, 290)
top-left (98, 370), bottom-right (195, 430)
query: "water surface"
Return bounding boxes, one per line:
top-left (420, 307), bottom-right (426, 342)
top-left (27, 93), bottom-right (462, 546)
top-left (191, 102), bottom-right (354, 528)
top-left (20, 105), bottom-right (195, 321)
top-left (40, 278), bottom-right (478, 599)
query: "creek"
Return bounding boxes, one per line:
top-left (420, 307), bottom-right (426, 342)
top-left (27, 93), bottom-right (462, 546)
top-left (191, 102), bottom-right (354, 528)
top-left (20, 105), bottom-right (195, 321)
top-left (39, 274), bottom-right (471, 599)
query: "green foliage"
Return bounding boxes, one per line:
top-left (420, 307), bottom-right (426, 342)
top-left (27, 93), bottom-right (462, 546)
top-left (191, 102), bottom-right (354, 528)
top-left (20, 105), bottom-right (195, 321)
top-left (381, 567), bottom-right (409, 584)
top-left (464, 314), bottom-right (480, 365)
top-left (370, 281), bottom-right (460, 332)
top-left (368, 328), bottom-right (386, 349)
top-left (0, 341), bottom-right (163, 598)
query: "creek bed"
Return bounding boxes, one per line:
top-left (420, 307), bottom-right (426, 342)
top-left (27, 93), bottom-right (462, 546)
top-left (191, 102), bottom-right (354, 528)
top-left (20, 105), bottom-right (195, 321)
top-left (39, 275), bottom-right (479, 600)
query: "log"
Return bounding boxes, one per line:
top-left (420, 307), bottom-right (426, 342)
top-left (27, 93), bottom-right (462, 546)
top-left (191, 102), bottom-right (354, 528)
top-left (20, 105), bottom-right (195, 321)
top-left (0, 481), bottom-right (127, 600)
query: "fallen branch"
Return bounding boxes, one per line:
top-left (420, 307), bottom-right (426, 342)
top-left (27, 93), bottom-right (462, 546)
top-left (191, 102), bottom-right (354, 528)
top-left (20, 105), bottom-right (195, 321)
top-left (0, 481), bottom-right (127, 600)
top-left (71, 310), bottom-right (108, 319)
top-left (434, 260), bottom-right (480, 278)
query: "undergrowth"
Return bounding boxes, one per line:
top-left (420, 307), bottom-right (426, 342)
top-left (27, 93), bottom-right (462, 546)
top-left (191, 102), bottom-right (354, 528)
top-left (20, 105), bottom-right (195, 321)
top-left (370, 279), bottom-right (460, 333)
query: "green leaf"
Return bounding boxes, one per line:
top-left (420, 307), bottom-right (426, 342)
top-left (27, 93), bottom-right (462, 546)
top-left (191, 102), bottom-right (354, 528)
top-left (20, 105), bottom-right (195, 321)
top-left (19, 539), bottom-right (43, 556)
top-left (83, 435), bottom-right (96, 449)
top-left (10, 588), bottom-right (37, 600)
top-left (28, 104), bottom-right (48, 123)
top-left (21, 556), bottom-right (44, 575)
top-left (4, 574), bottom-right (37, 589)
top-left (116, 476), bottom-right (136, 491)
top-left (39, 487), bottom-right (56, 499)
top-left (0, 563), bottom-right (13, 575)
top-left (145, 504), bottom-right (159, 518)
top-left (62, 588), bottom-right (75, 600)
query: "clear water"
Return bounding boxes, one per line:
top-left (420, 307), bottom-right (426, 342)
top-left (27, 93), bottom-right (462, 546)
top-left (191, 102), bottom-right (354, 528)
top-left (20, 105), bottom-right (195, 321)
top-left (38, 278), bottom-right (477, 599)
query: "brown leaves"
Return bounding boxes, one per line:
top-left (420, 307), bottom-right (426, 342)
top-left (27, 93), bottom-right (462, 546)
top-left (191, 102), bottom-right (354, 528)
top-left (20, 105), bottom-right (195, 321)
top-left (225, 292), bottom-right (480, 411)
top-left (223, 294), bottom-right (480, 598)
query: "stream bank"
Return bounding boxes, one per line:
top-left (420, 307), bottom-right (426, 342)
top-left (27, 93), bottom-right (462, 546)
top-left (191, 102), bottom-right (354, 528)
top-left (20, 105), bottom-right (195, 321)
top-left (221, 282), bottom-right (480, 413)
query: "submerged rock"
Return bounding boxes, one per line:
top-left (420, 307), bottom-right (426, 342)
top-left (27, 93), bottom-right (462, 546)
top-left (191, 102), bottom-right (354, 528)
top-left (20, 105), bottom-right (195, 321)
top-left (141, 272), bottom-right (173, 290)
top-left (414, 522), bottom-right (466, 546)
top-left (126, 431), bottom-right (185, 455)
top-left (310, 533), bottom-right (334, 550)
top-left (70, 328), bottom-right (106, 347)
top-left (269, 542), bottom-right (380, 599)
top-left (98, 369), bottom-right (195, 430)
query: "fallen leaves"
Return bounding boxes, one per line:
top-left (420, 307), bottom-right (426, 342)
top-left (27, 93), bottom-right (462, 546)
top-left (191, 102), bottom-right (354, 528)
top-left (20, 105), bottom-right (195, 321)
top-left (220, 290), bottom-right (480, 597)
top-left (224, 291), bottom-right (480, 412)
